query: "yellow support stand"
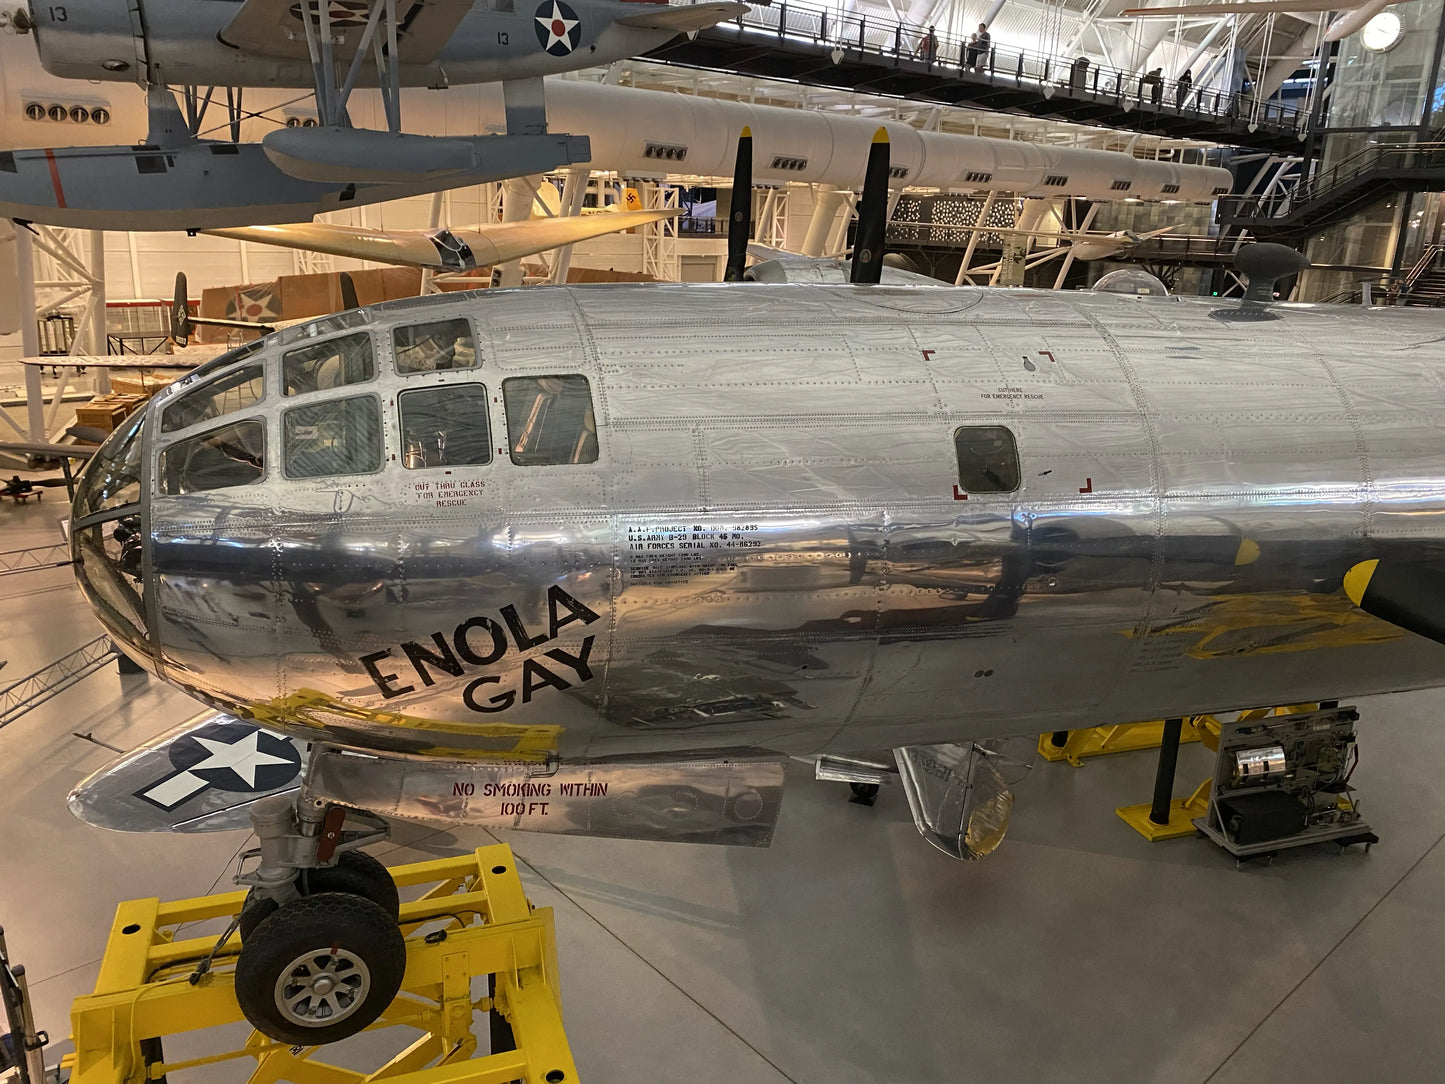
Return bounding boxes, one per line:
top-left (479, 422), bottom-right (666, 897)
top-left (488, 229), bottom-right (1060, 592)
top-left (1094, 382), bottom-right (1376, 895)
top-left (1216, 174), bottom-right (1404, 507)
top-left (1038, 718), bottom-right (1206, 766)
top-left (63, 844), bottom-right (579, 1084)
top-left (1116, 776), bottom-right (1213, 841)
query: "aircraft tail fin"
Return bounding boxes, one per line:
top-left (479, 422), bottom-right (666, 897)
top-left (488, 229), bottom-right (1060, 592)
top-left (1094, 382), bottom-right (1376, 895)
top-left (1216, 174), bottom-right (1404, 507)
top-left (69, 712), bottom-right (307, 833)
top-left (339, 270), bottom-right (359, 311)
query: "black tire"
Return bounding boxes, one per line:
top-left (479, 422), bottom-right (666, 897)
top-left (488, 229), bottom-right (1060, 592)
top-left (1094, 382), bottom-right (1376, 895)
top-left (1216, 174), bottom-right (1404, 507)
top-left (240, 851), bottom-right (399, 940)
top-left (235, 892), bottom-right (406, 1046)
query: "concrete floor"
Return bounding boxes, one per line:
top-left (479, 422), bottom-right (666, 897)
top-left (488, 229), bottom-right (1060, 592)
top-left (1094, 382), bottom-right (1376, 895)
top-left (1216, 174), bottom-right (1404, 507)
top-left (4, 494), bottom-right (1445, 1083)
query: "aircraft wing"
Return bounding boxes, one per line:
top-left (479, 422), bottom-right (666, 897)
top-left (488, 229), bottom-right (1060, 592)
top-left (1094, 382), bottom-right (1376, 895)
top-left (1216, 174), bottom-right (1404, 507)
top-left (69, 712), bottom-right (308, 833)
top-left (616, 1), bottom-right (752, 32)
top-left (0, 440), bottom-right (96, 459)
top-left (20, 355), bottom-right (199, 370)
top-left (220, 0), bottom-right (475, 62)
top-left (203, 208), bottom-right (682, 271)
top-left (1122, 0), bottom-right (1343, 15)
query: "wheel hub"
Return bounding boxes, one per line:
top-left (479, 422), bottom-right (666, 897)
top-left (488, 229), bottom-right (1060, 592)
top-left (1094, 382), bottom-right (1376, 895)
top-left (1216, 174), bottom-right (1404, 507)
top-left (274, 949), bottom-right (371, 1027)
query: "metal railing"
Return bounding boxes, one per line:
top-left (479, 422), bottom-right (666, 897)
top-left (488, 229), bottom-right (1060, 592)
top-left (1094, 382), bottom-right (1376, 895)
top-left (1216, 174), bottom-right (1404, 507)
top-left (0, 635), bottom-right (118, 730)
top-left (702, 0), bottom-right (1307, 135)
top-left (1220, 142), bottom-right (1445, 222)
top-left (0, 544), bottom-right (72, 578)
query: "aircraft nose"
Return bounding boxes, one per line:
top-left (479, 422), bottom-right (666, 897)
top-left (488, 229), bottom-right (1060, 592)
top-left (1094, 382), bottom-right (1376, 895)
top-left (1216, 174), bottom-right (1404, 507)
top-left (70, 407), bottom-right (155, 664)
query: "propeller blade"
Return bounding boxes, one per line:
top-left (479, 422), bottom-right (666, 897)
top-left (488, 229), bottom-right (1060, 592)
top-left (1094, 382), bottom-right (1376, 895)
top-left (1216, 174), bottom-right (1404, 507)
top-left (850, 128), bottom-right (890, 286)
top-left (1344, 559), bottom-right (1445, 645)
top-left (171, 271), bottom-right (191, 347)
top-left (339, 270), bottom-right (359, 311)
top-left (723, 127), bottom-right (754, 282)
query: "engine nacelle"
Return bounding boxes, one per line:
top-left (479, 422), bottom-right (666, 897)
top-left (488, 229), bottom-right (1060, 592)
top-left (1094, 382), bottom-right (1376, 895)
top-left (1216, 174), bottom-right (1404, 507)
top-left (29, 0), bottom-right (145, 80)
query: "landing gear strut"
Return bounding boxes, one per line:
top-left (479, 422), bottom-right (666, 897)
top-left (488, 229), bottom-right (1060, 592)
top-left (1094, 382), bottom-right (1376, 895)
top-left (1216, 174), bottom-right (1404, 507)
top-left (233, 791), bottom-right (401, 1044)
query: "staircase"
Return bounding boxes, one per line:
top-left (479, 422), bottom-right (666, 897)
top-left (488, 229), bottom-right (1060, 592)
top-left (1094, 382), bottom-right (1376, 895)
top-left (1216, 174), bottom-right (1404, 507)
top-left (1399, 245), bottom-right (1445, 307)
top-left (1219, 143), bottom-right (1445, 241)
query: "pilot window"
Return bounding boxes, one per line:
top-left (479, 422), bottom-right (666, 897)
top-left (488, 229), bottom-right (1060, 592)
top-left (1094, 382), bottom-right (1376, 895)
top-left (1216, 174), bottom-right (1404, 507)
top-left (953, 426), bottom-right (1020, 493)
top-left (502, 375), bottom-right (599, 466)
top-left (284, 395), bottom-right (382, 478)
top-left (160, 365), bottom-right (264, 433)
top-left (282, 333), bottom-right (375, 396)
top-left (399, 385), bottom-right (492, 469)
top-left (393, 318), bottom-right (477, 374)
top-left (159, 419), bottom-right (265, 495)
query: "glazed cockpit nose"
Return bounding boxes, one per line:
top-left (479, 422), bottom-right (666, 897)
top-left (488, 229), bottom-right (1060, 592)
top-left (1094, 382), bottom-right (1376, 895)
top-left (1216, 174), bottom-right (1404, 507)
top-left (70, 407), bottom-right (154, 659)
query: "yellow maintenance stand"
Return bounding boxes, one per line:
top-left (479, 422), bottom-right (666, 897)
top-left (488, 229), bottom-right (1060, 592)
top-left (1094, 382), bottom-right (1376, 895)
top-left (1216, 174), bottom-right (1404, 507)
top-left (64, 844), bottom-right (578, 1084)
top-left (1041, 704), bottom-right (1326, 842)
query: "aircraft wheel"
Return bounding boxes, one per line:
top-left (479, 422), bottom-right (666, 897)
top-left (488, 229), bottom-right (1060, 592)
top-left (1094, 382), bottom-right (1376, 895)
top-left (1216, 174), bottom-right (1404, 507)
top-left (240, 851), bottom-right (399, 940)
top-left (849, 782), bottom-right (880, 806)
top-left (236, 892), bottom-right (406, 1045)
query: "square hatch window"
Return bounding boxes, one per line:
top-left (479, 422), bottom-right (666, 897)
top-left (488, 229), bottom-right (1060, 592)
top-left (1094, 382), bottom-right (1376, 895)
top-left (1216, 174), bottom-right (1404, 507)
top-left (282, 332), bottom-right (375, 396)
top-left (159, 419), bottom-right (265, 495)
top-left (400, 385), bottom-right (493, 468)
top-left (954, 426), bottom-right (1019, 493)
top-left (503, 375), bottom-right (598, 466)
top-left (394, 318), bottom-right (477, 374)
top-left (161, 365), bottom-right (264, 433)
top-left (284, 395), bottom-right (382, 478)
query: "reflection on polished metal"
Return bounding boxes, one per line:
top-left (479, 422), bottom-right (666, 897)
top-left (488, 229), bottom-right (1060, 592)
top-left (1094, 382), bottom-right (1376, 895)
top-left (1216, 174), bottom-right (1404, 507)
top-left (307, 743), bottom-right (786, 845)
top-left (64, 277), bottom-right (1445, 854)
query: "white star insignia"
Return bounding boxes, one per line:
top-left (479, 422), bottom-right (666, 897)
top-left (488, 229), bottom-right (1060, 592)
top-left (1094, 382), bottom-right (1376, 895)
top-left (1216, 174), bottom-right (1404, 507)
top-left (536, 2), bottom-right (579, 51)
top-left (190, 730), bottom-right (294, 788)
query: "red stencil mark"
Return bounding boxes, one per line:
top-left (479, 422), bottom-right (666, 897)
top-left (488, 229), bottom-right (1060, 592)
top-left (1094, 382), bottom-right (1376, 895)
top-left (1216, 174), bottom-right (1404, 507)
top-left (1078, 478), bottom-right (1093, 493)
top-left (921, 349), bottom-right (936, 361)
top-left (952, 485), bottom-right (968, 501)
top-left (1039, 350), bottom-right (1056, 364)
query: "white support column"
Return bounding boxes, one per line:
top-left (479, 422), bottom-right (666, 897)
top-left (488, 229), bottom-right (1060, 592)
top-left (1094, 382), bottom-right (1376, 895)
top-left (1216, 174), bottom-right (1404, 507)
top-left (126, 232), bottom-right (143, 297)
top-left (420, 190), bottom-right (445, 294)
top-left (494, 176), bottom-right (535, 287)
top-left (764, 186), bottom-right (788, 248)
top-left (89, 230), bottom-right (110, 392)
top-left (826, 192), bottom-right (857, 256)
top-left (1052, 202), bottom-right (1099, 290)
top-left (16, 228), bottom-right (44, 441)
top-left (802, 187), bottom-right (847, 257)
top-left (993, 199), bottom-right (1047, 286)
top-left (549, 168), bottom-right (590, 286)
top-left (955, 190), bottom-right (999, 285)
top-left (641, 183), bottom-right (680, 282)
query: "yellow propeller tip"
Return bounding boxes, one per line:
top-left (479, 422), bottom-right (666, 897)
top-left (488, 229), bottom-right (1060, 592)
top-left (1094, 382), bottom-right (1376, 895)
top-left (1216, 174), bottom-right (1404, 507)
top-left (1343, 559), bottom-right (1379, 607)
top-left (739, 126), bottom-right (752, 139)
top-left (1234, 538), bottom-right (1260, 566)
top-left (872, 127), bottom-right (889, 144)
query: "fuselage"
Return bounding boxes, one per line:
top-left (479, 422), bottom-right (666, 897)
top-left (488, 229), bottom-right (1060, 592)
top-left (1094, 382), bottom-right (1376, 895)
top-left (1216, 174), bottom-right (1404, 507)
top-left (70, 282), bottom-right (1445, 763)
top-left (29, 0), bottom-right (680, 87)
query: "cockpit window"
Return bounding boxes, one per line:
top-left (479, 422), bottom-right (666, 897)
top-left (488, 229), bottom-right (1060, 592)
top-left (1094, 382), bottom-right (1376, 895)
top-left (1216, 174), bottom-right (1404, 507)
top-left (282, 333), bottom-right (375, 396)
top-left (953, 426), bottom-right (1019, 493)
top-left (400, 385), bottom-right (492, 468)
top-left (77, 407), bottom-right (146, 516)
top-left (183, 339), bottom-right (266, 386)
top-left (394, 318), bottom-right (477, 373)
top-left (73, 516), bottom-right (147, 640)
top-left (284, 394), bottom-right (382, 478)
top-left (161, 365), bottom-right (264, 434)
top-left (159, 418), bottom-right (265, 495)
top-left (503, 375), bottom-right (598, 466)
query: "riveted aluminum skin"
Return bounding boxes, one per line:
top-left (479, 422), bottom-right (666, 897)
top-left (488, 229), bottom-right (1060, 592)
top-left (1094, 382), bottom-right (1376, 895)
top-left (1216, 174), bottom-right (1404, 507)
top-left (69, 282), bottom-right (1445, 766)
